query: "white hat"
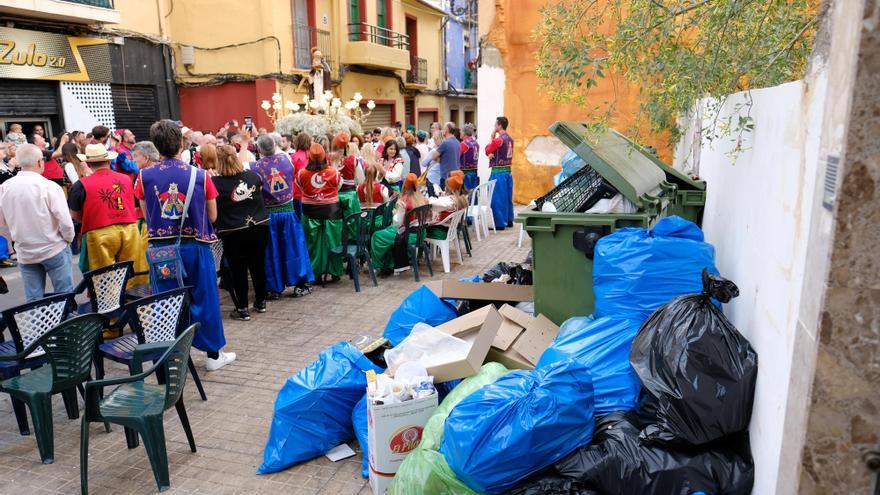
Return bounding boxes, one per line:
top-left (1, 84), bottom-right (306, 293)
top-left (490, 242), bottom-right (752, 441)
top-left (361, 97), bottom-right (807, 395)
top-left (77, 143), bottom-right (118, 163)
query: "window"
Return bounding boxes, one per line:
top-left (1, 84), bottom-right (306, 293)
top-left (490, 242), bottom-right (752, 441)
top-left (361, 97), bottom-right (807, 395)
top-left (349, 0), bottom-right (362, 41)
top-left (450, 108), bottom-right (460, 127)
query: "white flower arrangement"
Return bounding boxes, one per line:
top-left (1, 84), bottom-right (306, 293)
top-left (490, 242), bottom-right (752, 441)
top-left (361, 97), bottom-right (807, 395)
top-left (272, 93), bottom-right (369, 137)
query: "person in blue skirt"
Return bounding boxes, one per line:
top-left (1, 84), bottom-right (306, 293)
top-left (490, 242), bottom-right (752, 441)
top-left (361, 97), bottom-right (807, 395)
top-left (135, 119), bottom-right (235, 372)
top-left (484, 116), bottom-right (515, 230)
top-left (251, 134), bottom-right (314, 298)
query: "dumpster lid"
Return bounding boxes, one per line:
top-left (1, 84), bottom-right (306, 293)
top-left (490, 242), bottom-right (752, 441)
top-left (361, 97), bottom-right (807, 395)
top-left (614, 131), bottom-right (706, 191)
top-left (550, 122), bottom-right (669, 205)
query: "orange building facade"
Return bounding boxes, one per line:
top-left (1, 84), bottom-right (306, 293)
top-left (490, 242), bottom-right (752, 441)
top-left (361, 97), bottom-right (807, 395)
top-left (479, 0), bottom-right (671, 204)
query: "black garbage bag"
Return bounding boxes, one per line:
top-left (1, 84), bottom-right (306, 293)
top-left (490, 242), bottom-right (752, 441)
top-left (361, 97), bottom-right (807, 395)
top-left (505, 472), bottom-right (598, 495)
top-left (630, 270), bottom-right (758, 446)
top-left (554, 412), bottom-right (754, 495)
top-left (482, 261), bottom-right (533, 285)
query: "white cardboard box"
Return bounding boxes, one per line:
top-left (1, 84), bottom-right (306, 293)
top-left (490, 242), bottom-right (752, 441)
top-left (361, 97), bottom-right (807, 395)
top-left (367, 392), bottom-right (438, 494)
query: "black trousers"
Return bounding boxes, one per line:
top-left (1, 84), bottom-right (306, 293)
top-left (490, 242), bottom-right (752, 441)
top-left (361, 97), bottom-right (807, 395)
top-left (220, 225), bottom-right (269, 310)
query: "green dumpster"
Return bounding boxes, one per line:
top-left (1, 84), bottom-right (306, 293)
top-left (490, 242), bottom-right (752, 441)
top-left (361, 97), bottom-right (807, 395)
top-left (517, 123), bottom-right (707, 325)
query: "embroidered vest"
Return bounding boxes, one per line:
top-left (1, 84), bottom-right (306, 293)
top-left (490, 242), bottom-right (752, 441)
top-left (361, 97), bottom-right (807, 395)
top-left (341, 155), bottom-right (357, 187)
top-left (140, 158), bottom-right (217, 242)
top-left (252, 153), bottom-right (295, 207)
top-left (296, 167), bottom-right (340, 205)
top-left (461, 137), bottom-right (480, 170)
top-left (79, 169), bottom-right (138, 233)
top-left (491, 132), bottom-right (514, 168)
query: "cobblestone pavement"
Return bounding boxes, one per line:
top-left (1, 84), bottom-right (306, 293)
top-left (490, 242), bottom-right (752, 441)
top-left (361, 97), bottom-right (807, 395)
top-left (0, 223), bottom-right (531, 495)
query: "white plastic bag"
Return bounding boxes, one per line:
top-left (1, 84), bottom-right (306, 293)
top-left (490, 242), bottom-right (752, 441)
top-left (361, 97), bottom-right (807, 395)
top-left (385, 323), bottom-right (471, 376)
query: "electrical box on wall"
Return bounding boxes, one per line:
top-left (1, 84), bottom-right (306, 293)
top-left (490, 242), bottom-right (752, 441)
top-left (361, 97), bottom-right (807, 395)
top-left (181, 45), bottom-right (195, 66)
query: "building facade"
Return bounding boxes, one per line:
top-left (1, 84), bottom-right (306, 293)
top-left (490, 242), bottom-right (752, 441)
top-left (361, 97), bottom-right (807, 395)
top-left (0, 0), bottom-right (178, 142)
top-left (439, 0), bottom-right (477, 130)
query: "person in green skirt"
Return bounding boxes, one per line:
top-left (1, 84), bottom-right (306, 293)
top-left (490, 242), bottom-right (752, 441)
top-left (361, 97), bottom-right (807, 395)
top-left (333, 134), bottom-right (363, 239)
top-left (371, 173), bottom-right (427, 276)
top-left (296, 143), bottom-right (344, 282)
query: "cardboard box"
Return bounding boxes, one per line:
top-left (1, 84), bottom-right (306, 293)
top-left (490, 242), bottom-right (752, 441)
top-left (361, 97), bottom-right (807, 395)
top-left (368, 393), bottom-right (439, 494)
top-left (424, 280), bottom-right (533, 303)
top-left (425, 305), bottom-right (504, 382)
top-left (485, 305), bottom-right (559, 370)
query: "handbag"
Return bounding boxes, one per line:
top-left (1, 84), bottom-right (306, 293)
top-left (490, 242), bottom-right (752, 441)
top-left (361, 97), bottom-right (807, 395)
top-left (145, 166), bottom-right (198, 287)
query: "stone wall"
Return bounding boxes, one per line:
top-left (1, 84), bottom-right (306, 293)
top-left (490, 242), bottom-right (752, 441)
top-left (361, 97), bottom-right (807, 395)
top-left (799, 1), bottom-right (880, 493)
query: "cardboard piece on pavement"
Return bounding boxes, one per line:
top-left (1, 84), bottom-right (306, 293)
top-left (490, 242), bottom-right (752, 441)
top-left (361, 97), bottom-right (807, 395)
top-left (424, 305), bottom-right (503, 382)
top-left (424, 280), bottom-right (533, 303)
top-left (368, 393), bottom-right (439, 495)
top-left (485, 305), bottom-right (559, 370)
top-left (325, 443), bottom-right (356, 462)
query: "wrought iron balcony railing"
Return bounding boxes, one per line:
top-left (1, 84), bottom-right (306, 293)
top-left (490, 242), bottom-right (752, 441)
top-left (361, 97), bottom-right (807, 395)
top-left (347, 22), bottom-right (409, 50)
top-left (294, 24), bottom-right (333, 74)
top-left (407, 56), bottom-right (427, 85)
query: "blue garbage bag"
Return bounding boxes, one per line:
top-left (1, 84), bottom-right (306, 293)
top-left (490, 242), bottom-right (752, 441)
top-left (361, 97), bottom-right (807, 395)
top-left (352, 394), bottom-right (370, 478)
top-left (593, 216), bottom-right (719, 321)
top-left (538, 316), bottom-right (643, 415)
top-left (440, 360), bottom-right (595, 494)
top-left (383, 285), bottom-right (458, 346)
top-left (257, 342), bottom-right (382, 474)
top-left (352, 379), bottom-right (461, 479)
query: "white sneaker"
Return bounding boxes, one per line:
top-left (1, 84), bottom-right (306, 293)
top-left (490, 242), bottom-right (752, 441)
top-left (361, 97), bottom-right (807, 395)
top-left (206, 351), bottom-right (236, 371)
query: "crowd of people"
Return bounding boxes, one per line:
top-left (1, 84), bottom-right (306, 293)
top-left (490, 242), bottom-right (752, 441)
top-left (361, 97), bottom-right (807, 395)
top-left (0, 114), bottom-right (516, 373)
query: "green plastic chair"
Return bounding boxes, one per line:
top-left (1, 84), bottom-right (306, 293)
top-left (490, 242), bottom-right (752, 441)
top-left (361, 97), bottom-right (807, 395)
top-left (0, 313), bottom-right (106, 464)
top-left (80, 324), bottom-right (199, 494)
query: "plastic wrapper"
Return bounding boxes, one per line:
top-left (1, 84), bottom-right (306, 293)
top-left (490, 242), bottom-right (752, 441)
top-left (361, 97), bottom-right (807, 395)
top-left (383, 285), bottom-right (459, 346)
top-left (384, 323), bottom-right (472, 376)
top-left (593, 216), bottom-right (719, 321)
top-left (554, 411), bottom-right (754, 495)
top-left (630, 270), bottom-right (757, 446)
top-left (388, 363), bottom-right (510, 495)
top-left (538, 315), bottom-right (642, 415)
top-left (257, 343), bottom-right (381, 474)
top-left (440, 360), bottom-right (595, 494)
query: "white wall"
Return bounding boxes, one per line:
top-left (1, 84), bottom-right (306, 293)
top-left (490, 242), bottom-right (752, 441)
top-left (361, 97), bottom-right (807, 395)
top-left (477, 59), bottom-right (503, 183)
top-left (674, 79), bottom-right (825, 494)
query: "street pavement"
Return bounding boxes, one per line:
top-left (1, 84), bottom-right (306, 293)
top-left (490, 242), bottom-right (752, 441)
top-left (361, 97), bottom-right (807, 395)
top-left (0, 223), bottom-right (531, 494)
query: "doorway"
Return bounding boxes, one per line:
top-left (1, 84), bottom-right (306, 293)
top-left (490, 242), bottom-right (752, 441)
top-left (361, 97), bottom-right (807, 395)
top-left (1, 118), bottom-right (54, 143)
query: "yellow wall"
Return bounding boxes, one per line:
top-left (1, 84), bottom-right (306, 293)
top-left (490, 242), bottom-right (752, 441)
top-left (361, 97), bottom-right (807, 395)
top-left (403, 0), bottom-right (444, 90)
top-left (113, 0), bottom-right (163, 38)
top-left (487, 0), bottom-right (672, 204)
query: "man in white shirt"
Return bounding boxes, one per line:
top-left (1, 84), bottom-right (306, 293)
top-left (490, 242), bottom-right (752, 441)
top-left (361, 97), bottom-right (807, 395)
top-left (0, 144), bottom-right (75, 302)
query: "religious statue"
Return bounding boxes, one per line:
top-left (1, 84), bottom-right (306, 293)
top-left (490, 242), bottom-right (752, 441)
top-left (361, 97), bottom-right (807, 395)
top-left (308, 48), bottom-right (332, 101)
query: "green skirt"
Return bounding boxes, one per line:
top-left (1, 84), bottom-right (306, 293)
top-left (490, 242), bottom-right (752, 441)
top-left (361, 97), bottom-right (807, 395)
top-left (302, 214), bottom-right (344, 277)
top-left (370, 226), bottom-right (418, 270)
top-left (338, 190), bottom-right (362, 240)
top-left (427, 226), bottom-right (449, 240)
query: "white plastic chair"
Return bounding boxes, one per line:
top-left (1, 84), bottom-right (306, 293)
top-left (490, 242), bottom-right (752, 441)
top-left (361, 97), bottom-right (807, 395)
top-left (483, 179), bottom-right (498, 235)
top-left (427, 209), bottom-right (467, 273)
top-left (466, 185), bottom-right (486, 242)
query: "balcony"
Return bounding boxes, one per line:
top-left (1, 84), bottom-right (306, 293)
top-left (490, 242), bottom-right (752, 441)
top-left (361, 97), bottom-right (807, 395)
top-left (0, 0), bottom-right (120, 24)
top-left (342, 23), bottom-right (410, 71)
top-left (406, 56), bottom-right (427, 87)
top-left (294, 24), bottom-right (335, 77)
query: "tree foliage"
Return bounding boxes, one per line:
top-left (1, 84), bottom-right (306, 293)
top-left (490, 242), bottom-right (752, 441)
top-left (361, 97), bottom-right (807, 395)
top-left (534, 0), bottom-right (818, 145)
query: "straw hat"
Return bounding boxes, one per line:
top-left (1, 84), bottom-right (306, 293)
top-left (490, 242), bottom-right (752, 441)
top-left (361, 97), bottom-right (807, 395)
top-left (77, 143), bottom-right (118, 163)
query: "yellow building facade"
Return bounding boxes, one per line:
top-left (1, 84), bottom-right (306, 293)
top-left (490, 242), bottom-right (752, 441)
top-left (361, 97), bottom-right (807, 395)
top-left (108, 0), bottom-right (448, 133)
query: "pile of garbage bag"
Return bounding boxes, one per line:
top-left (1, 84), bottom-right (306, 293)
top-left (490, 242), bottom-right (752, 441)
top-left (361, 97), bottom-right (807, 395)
top-left (554, 149), bottom-right (587, 186)
top-left (256, 217), bottom-right (757, 495)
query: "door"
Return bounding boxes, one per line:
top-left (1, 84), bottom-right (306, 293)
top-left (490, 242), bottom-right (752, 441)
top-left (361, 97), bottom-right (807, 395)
top-left (406, 15), bottom-right (418, 75)
top-left (293, 0), bottom-right (311, 69)
top-left (0, 79), bottom-right (60, 140)
top-left (417, 111), bottom-right (436, 134)
top-left (376, 0), bottom-right (392, 45)
top-left (404, 98), bottom-right (415, 129)
top-left (349, 0), bottom-right (363, 41)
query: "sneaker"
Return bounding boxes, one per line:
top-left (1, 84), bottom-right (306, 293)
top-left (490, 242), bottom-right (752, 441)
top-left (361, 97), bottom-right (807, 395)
top-left (253, 301), bottom-right (267, 313)
top-left (0, 259), bottom-right (15, 268)
top-left (394, 266), bottom-right (411, 274)
top-left (230, 308), bottom-right (251, 321)
top-left (205, 351), bottom-right (236, 371)
top-left (267, 292), bottom-right (281, 301)
top-left (291, 284), bottom-right (312, 298)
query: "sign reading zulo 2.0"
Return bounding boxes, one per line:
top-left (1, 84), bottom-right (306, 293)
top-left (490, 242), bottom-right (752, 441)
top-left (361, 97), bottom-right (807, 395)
top-left (0, 26), bottom-right (110, 81)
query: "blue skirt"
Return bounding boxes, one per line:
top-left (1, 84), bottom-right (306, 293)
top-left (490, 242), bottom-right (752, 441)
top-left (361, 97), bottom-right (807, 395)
top-left (464, 171), bottom-right (480, 192)
top-left (0, 236), bottom-right (8, 260)
top-left (266, 210), bottom-right (315, 293)
top-left (490, 170), bottom-right (515, 229)
top-left (150, 240), bottom-right (226, 353)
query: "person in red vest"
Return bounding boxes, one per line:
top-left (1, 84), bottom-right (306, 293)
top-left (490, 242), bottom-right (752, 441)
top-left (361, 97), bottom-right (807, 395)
top-left (31, 133), bottom-right (65, 187)
top-left (67, 143), bottom-right (148, 283)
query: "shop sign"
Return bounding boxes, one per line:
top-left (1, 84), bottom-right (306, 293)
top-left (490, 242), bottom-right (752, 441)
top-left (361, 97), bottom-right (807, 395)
top-left (0, 26), bottom-right (109, 81)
